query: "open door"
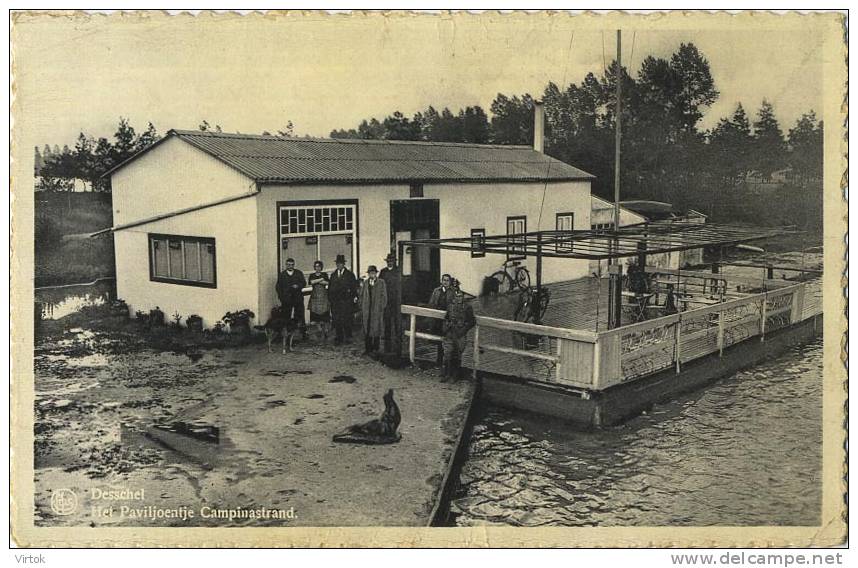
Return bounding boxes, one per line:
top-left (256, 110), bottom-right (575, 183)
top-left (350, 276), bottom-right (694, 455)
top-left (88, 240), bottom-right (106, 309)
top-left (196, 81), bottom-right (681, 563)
top-left (390, 200), bottom-right (440, 304)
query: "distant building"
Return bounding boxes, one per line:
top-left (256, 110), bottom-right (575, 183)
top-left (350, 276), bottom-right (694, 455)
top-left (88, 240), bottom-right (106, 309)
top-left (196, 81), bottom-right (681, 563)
top-left (619, 200), bottom-right (708, 268)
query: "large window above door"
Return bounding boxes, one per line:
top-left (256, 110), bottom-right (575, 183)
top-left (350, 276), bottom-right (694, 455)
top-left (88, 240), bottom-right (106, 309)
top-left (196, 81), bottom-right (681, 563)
top-left (278, 202), bottom-right (357, 274)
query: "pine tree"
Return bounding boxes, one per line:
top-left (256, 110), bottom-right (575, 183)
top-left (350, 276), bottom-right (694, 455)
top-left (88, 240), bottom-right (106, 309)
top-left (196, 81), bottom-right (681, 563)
top-left (752, 99), bottom-right (785, 180)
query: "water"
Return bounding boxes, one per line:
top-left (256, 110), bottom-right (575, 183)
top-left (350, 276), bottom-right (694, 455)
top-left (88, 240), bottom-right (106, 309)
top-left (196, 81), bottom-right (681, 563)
top-left (454, 340), bottom-right (822, 527)
top-left (35, 279), bottom-right (115, 320)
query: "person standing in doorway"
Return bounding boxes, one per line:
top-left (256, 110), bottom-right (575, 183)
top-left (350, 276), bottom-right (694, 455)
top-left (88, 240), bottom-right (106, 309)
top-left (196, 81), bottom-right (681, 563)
top-left (328, 254), bottom-right (358, 344)
top-left (442, 279), bottom-right (475, 382)
top-left (308, 260), bottom-right (331, 341)
top-left (428, 273), bottom-right (454, 366)
top-left (379, 252), bottom-right (403, 356)
top-left (276, 258), bottom-right (307, 339)
top-left (359, 265), bottom-right (387, 356)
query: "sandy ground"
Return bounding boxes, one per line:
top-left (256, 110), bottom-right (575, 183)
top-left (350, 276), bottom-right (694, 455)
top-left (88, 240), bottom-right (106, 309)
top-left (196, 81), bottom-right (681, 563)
top-left (34, 328), bottom-right (472, 527)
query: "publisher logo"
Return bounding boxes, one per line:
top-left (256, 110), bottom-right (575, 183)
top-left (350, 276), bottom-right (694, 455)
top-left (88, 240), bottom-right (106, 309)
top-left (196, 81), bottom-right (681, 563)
top-left (50, 488), bottom-right (78, 516)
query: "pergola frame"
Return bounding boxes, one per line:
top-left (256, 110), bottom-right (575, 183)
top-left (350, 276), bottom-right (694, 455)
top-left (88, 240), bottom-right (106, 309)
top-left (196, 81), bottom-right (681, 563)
top-left (398, 221), bottom-right (789, 328)
top-left (399, 221), bottom-right (787, 262)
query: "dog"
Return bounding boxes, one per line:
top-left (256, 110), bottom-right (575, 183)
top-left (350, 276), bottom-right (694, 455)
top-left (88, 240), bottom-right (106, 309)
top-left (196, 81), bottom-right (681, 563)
top-left (254, 306), bottom-right (298, 354)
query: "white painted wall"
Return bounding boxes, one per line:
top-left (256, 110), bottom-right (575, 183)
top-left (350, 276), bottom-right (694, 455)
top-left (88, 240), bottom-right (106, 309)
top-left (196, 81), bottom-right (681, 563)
top-left (425, 181), bottom-right (592, 296)
top-left (590, 195), bottom-right (647, 228)
top-left (111, 137), bottom-right (260, 328)
top-left (255, 183), bottom-right (410, 322)
top-left (111, 136), bottom-right (256, 226)
top-left (113, 197), bottom-right (259, 328)
top-left (257, 180), bottom-right (592, 313)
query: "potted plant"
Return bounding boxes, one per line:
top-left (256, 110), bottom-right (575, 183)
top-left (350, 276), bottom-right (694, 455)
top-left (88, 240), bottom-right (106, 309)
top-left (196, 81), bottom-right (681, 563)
top-left (135, 310), bottom-right (149, 326)
top-left (149, 306), bottom-right (165, 327)
top-left (109, 299), bottom-right (130, 319)
top-left (222, 309), bottom-right (255, 335)
top-left (186, 314), bottom-right (203, 333)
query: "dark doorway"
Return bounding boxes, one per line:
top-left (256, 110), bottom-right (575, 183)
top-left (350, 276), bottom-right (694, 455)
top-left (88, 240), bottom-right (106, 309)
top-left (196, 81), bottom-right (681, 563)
top-left (390, 199), bottom-right (440, 304)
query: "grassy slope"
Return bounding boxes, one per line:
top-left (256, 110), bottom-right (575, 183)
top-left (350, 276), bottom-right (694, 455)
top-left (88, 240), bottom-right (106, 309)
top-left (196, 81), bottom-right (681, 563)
top-left (35, 193), bottom-right (115, 286)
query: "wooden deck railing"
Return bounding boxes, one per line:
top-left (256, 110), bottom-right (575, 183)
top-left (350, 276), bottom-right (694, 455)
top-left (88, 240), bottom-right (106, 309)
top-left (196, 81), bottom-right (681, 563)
top-left (401, 304), bottom-right (598, 389)
top-left (593, 281), bottom-right (812, 390)
top-left (402, 279), bottom-right (821, 393)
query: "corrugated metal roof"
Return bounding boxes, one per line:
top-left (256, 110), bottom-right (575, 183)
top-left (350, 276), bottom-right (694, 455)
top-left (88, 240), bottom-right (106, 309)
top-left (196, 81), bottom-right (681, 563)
top-left (161, 129), bottom-right (593, 184)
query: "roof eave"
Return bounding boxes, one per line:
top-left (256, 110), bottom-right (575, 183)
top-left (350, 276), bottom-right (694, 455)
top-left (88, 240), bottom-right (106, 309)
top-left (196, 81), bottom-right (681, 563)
top-left (256, 175), bottom-right (594, 186)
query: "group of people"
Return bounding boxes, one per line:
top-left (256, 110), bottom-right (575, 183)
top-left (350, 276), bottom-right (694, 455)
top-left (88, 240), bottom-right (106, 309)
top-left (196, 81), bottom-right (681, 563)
top-left (275, 255), bottom-right (474, 381)
top-left (275, 253), bottom-right (403, 355)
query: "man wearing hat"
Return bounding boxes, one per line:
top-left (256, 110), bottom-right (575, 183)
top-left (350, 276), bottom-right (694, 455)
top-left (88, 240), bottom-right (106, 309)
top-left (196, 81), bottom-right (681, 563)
top-left (276, 257), bottom-right (307, 339)
top-left (328, 254), bottom-right (358, 344)
top-left (359, 265), bottom-right (388, 356)
top-left (441, 278), bottom-right (475, 382)
top-left (379, 252), bottom-right (403, 356)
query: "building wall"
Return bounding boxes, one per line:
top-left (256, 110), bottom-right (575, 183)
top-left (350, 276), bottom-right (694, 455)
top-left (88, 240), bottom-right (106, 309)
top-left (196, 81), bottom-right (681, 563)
top-left (111, 136), bottom-right (256, 226)
top-left (424, 180), bottom-right (592, 296)
top-left (256, 183), bottom-right (410, 321)
top-left (589, 197), bottom-right (648, 274)
top-left (114, 197), bottom-right (259, 328)
top-left (256, 180), bottom-right (592, 315)
top-left (111, 138), bottom-right (260, 328)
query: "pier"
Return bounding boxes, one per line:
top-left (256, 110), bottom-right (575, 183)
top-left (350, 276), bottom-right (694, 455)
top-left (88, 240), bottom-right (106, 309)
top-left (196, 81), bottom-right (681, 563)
top-left (400, 222), bottom-right (823, 426)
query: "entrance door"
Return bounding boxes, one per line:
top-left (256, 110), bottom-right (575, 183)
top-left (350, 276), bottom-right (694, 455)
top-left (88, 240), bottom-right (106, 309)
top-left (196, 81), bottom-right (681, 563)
top-left (390, 199), bottom-right (440, 304)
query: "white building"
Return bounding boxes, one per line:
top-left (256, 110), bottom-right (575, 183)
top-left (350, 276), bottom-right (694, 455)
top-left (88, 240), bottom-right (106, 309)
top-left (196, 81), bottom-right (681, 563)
top-left (105, 129), bottom-right (595, 328)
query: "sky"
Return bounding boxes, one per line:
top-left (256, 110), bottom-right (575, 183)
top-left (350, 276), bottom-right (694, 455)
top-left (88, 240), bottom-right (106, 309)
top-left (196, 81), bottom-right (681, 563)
top-left (13, 12), bottom-right (827, 149)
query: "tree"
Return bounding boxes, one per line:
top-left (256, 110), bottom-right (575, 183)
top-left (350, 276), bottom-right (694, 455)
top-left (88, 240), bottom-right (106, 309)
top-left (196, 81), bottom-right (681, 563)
top-left (111, 117), bottom-right (137, 166)
top-left (787, 111), bottom-right (823, 184)
top-left (356, 118), bottom-right (385, 139)
top-left (136, 122), bottom-right (160, 151)
top-left (381, 111), bottom-right (421, 140)
top-left (73, 133), bottom-right (98, 190)
top-left (489, 93), bottom-right (534, 145)
top-left (198, 120), bottom-right (222, 133)
top-left (708, 103), bottom-right (754, 186)
top-left (668, 44), bottom-right (719, 132)
top-left (752, 99), bottom-right (785, 180)
top-left (458, 106), bottom-right (491, 143)
top-left (34, 146), bottom-right (43, 177)
top-left (277, 121), bottom-right (295, 137)
top-left (424, 107), bottom-right (461, 141)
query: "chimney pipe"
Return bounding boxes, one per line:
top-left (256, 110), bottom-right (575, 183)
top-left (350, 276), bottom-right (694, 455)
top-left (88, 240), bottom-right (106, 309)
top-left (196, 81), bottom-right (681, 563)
top-left (533, 100), bottom-right (544, 153)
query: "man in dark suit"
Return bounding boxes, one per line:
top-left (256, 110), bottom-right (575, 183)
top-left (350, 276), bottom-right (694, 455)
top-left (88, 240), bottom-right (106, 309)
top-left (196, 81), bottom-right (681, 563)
top-left (379, 252), bottom-right (403, 356)
top-left (276, 257), bottom-right (307, 339)
top-left (328, 254), bottom-right (358, 344)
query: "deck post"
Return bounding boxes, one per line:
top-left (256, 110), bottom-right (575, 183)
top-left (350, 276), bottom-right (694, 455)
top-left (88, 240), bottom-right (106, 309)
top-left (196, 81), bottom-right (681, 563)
top-left (408, 313), bottom-right (417, 363)
top-left (555, 338), bottom-right (564, 382)
top-left (760, 294), bottom-right (768, 342)
top-left (674, 320), bottom-right (682, 373)
top-left (472, 324), bottom-right (481, 379)
top-left (591, 338), bottom-right (601, 388)
top-left (793, 283), bottom-right (806, 322)
top-left (717, 310), bottom-right (725, 356)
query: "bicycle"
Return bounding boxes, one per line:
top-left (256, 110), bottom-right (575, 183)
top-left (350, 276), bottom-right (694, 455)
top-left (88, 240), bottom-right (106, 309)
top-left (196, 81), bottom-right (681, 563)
top-left (489, 259), bottom-right (531, 294)
top-left (514, 285), bottom-right (551, 324)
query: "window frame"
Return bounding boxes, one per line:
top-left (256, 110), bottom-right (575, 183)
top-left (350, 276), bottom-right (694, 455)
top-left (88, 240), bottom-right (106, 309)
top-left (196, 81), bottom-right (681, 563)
top-left (555, 212), bottom-right (575, 253)
top-left (470, 228), bottom-right (486, 258)
top-left (276, 199), bottom-right (359, 276)
top-left (506, 215), bottom-right (527, 261)
top-left (148, 233), bottom-right (217, 288)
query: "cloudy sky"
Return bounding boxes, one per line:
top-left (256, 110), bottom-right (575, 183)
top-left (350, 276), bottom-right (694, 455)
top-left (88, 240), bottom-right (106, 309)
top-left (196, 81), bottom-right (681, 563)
top-left (14, 12), bottom-right (827, 148)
